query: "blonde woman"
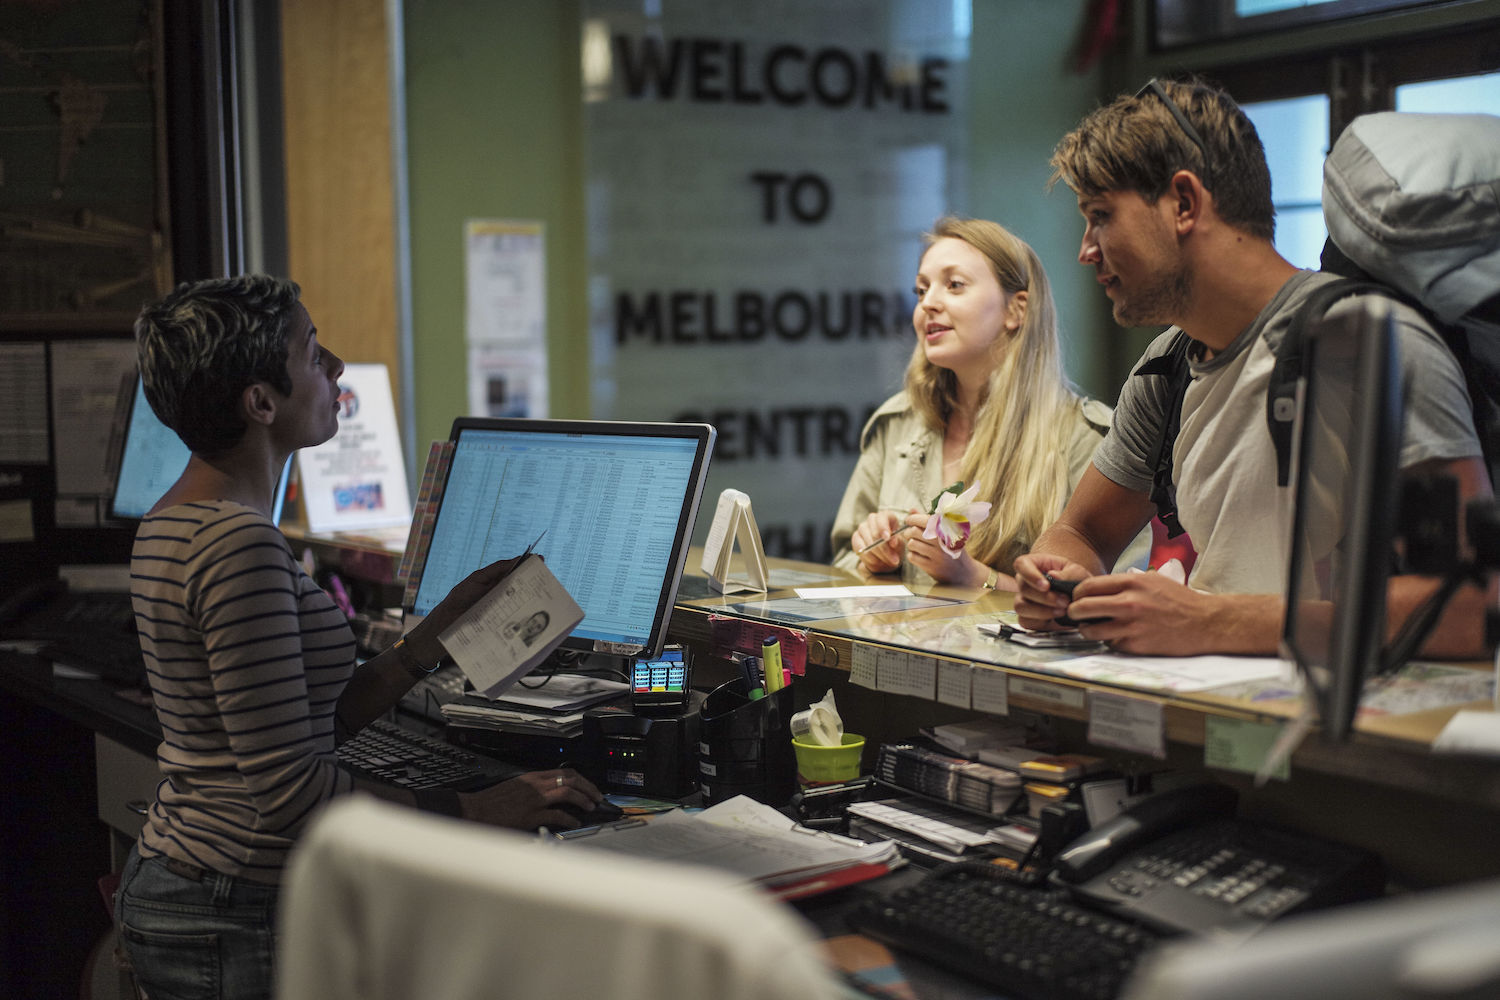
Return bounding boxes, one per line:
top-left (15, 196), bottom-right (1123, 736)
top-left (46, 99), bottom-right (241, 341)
top-left (831, 216), bottom-right (1145, 588)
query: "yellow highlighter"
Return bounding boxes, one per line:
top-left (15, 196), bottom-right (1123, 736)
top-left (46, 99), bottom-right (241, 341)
top-left (761, 636), bottom-right (786, 694)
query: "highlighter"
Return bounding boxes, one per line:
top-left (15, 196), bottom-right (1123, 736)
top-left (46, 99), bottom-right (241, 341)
top-left (762, 636), bottom-right (786, 694)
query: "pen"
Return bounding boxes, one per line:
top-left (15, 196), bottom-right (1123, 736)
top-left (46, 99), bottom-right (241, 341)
top-left (762, 636), bottom-right (786, 694)
top-left (857, 523), bottom-right (917, 554)
top-left (738, 653), bottom-right (756, 689)
top-left (741, 654), bottom-right (765, 700)
top-left (554, 818), bottom-right (646, 840)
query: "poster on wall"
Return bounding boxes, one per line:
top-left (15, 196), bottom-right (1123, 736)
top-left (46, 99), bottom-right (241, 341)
top-left (466, 219), bottom-right (548, 418)
top-left (582, 1), bottom-right (969, 562)
top-left (297, 363), bottom-right (413, 534)
top-left (0, 1), bottom-right (172, 330)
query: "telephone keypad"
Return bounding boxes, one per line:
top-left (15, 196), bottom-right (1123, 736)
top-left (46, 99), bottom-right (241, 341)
top-left (1073, 819), bottom-right (1384, 934)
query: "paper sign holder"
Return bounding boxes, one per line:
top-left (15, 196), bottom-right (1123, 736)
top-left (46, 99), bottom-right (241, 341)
top-left (700, 488), bottom-right (768, 594)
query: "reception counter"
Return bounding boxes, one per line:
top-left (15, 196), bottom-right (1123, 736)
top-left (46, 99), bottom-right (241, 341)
top-left (667, 552), bottom-right (1500, 887)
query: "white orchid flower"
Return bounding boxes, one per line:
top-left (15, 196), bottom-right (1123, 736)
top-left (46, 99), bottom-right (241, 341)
top-left (924, 481), bottom-right (991, 558)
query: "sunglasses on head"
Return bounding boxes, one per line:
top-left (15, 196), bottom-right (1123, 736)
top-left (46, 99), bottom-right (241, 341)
top-left (1136, 79), bottom-right (1215, 193)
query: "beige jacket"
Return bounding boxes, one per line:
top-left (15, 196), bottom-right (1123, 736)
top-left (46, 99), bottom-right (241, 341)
top-left (830, 392), bottom-right (1147, 585)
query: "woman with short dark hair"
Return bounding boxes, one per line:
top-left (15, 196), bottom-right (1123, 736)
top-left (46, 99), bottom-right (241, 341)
top-left (117, 275), bottom-right (602, 1000)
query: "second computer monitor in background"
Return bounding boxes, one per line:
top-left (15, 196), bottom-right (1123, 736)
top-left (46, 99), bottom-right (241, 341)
top-left (1280, 299), bottom-right (1404, 742)
top-left (110, 377), bottom-right (192, 520)
top-left (110, 375), bottom-right (292, 524)
top-left (409, 418), bottom-right (715, 662)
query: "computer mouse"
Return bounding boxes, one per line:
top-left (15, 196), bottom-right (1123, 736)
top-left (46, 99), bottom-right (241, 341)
top-left (557, 797), bottom-right (625, 827)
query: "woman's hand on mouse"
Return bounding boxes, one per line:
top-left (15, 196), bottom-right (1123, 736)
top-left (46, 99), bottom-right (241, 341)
top-left (459, 767), bottom-right (603, 830)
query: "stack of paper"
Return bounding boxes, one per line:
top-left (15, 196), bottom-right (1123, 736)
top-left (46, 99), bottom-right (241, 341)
top-left (478, 674), bottom-right (628, 713)
top-left (557, 796), bottom-right (903, 901)
top-left (846, 797), bottom-right (1036, 866)
top-left (440, 702), bottom-right (586, 737)
top-left (441, 674), bottom-right (627, 737)
top-left (926, 718), bottom-right (1031, 756)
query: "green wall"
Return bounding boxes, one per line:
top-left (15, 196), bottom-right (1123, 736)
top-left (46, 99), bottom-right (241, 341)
top-left (402, 1), bottom-right (1116, 450)
top-left (404, 0), bottom-right (587, 448)
top-left (964, 2), bottom-right (1113, 401)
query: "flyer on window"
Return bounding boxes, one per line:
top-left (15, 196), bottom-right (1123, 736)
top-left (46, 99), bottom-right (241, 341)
top-left (296, 363), bottom-right (412, 534)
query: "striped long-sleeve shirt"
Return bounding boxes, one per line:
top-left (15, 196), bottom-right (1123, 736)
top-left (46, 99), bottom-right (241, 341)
top-left (131, 500), bottom-right (356, 884)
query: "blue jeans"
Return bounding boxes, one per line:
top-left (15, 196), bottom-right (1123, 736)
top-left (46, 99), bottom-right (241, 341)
top-left (115, 844), bottom-right (281, 1000)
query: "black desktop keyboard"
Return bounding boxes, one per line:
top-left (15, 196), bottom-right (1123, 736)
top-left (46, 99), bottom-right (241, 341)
top-left (338, 717), bottom-right (526, 791)
top-left (847, 862), bottom-right (1162, 1000)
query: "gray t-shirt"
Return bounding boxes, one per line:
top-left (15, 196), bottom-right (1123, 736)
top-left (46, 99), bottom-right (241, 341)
top-left (1094, 270), bottom-right (1480, 595)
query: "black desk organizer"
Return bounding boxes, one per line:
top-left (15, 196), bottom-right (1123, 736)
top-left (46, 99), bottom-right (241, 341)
top-left (697, 677), bottom-right (796, 807)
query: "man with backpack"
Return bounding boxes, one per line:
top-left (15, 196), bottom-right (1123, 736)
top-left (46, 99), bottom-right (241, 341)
top-left (1013, 78), bottom-right (1492, 657)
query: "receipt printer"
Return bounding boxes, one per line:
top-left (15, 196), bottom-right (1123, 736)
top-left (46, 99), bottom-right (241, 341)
top-left (583, 692), bottom-right (704, 799)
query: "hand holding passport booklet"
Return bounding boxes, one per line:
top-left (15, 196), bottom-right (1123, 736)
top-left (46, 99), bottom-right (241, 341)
top-left (438, 553), bottom-right (583, 698)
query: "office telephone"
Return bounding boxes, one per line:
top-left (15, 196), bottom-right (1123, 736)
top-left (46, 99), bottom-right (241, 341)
top-left (849, 782), bottom-right (1387, 998)
top-left (0, 578), bottom-right (145, 685)
top-left (0, 578), bottom-right (70, 628)
top-left (1053, 783), bottom-right (1385, 934)
top-left (1052, 781), bottom-right (1238, 882)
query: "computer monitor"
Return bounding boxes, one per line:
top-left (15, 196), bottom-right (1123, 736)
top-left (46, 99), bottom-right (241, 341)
top-left (109, 376), bottom-right (192, 520)
top-left (1280, 299), bottom-right (1404, 742)
top-left (409, 418), bottom-right (715, 662)
top-left (109, 375), bottom-right (291, 523)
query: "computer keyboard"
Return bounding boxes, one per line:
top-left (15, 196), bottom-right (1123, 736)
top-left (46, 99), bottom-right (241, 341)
top-left (338, 717), bottom-right (526, 791)
top-left (847, 861), bottom-right (1162, 1000)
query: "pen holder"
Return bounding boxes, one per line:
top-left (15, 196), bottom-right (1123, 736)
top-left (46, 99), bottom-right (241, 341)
top-left (697, 677), bottom-right (796, 807)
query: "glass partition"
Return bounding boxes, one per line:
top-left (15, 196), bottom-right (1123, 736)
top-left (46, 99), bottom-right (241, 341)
top-left (673, 571), bottom-right (1308, 723)
top-left (582, 0), bottom-right (971, 563)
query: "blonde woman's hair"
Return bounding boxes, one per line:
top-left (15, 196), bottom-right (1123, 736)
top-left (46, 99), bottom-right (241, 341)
top-left (905, 216), bottom-right (1084, 570)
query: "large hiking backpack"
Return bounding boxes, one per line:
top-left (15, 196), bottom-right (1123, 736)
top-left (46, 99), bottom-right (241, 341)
top-left (1145, 110), bottom-right (1500, 538)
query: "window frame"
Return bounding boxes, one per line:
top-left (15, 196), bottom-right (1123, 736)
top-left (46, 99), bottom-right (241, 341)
top-left (1123, 2), bottom-right (1500, 137)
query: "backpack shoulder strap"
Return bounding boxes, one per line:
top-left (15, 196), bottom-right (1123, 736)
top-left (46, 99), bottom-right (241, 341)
top-left (1267, 276), bottom-right (1391, 487)
top-left (1136, 331), bottom-right (1194, 538)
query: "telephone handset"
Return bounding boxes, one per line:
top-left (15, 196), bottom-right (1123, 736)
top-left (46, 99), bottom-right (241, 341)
top-left (1054, 782), bottom-right (1238, 883)
top-left (1053, 782), bottom-right (1384, 936)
